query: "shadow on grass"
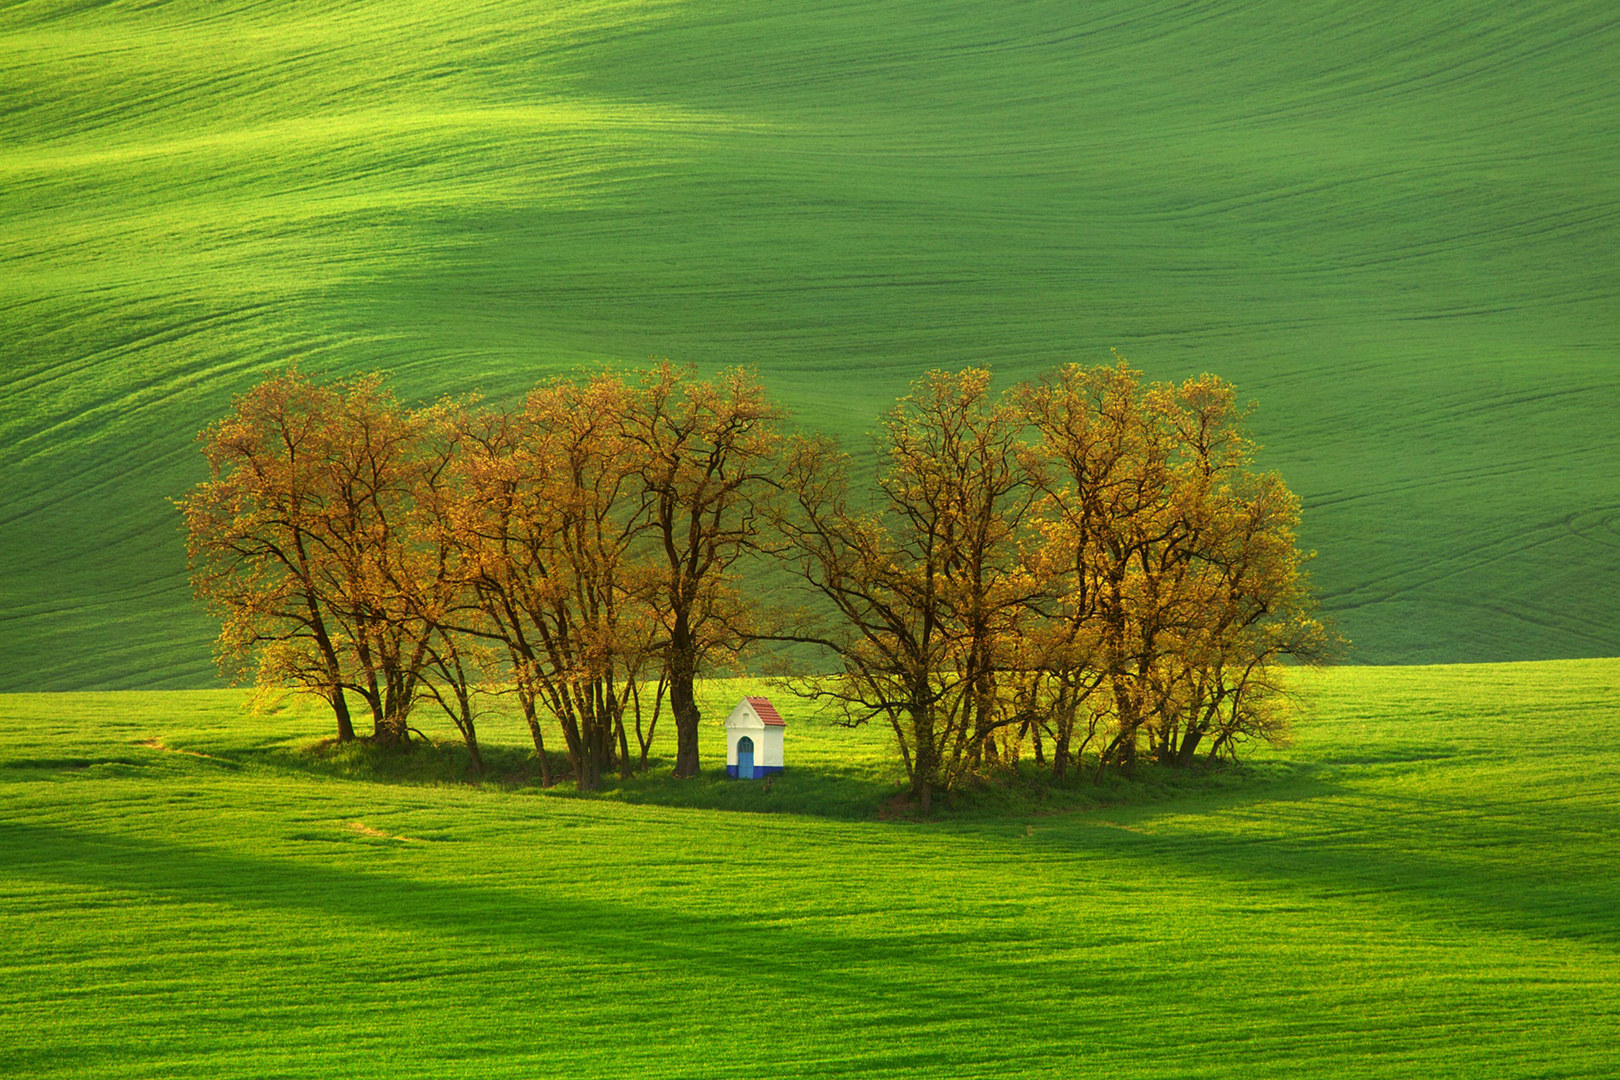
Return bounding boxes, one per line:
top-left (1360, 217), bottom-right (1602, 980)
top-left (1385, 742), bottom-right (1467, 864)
top-left (1002, 764), bottom-right (1620, 947)
top-left (0, 818), bottom-right (1051, 1078)
top-left (243, 734), bottom-right (906, 819)
top-left (229, 732), bottom-right (1317, 824)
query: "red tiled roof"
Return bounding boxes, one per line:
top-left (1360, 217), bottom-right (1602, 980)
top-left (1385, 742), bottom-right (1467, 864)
top-left (748, 696), bottom-right (785, 726)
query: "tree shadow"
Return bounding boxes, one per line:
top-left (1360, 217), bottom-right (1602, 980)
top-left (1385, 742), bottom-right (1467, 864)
top-left (223, 733), bottom-right (1318, 824)
top-left (1007, 764), bottom-right (1620, 947)
top-left (0, 816), bottom-right (1085, 1038)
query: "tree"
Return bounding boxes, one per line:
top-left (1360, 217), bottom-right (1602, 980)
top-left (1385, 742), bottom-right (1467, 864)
top-left (181, 366), bottom-right (450, 746)
top-left (307, 375), bottom-right (436, 744)
top-left (187, 358), bottom-right (1326, 795)
top-left (391, 405), bottom-right (494, 773)
top-left (776, 369), bottom-right (1039, 811)
top-left (446, 374), bottom-right (660, 790)
top-left (181, 367), bottom-right (361, 742)
top-left (619, 362), bottom-right (785, 778)
top-left (1136, 466), bottom-right (1332, 767)
top-left (1020, 360), bottom-right (1332, 778)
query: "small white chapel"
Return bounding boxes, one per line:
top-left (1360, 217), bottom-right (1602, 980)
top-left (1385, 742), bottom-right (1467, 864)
top-left (724, 696), bottom-right (785, 779)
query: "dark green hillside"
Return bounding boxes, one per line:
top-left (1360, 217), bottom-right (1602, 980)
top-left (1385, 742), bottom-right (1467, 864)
top-left (2, 0), bottom-right (1616, 688)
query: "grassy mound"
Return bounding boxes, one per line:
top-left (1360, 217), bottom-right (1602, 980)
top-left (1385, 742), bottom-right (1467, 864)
top-left (2, 0), bottom-right (1617, 689)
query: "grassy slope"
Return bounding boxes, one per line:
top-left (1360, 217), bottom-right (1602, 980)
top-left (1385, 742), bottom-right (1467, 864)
top-left (1, 0), bottom-right (1617, 689)
top-left (2, 660), bottom-right (1618, 1077)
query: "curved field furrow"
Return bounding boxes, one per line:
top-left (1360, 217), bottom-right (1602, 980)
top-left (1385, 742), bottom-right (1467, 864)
top-left (1, 0), bottom-right (1616, 687)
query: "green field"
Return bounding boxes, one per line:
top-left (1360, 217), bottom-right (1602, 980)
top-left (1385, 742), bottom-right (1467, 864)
top-left (6, 0), bottom-right (1613, 1068)
top-left (3, 659), bottom-right (1617, 1077)
top-left (4, 4), bottom-right (1615, 1070)
top-left (2, 0), bottom-right (1617, 689)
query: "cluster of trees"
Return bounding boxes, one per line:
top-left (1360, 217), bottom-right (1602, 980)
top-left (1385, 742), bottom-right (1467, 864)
top-left (777, 365), bottom-right (1335, 812)
top-left (180, 363), bottom-right (779, 788)
top-left (182, 359), bottom-right (1333, 803)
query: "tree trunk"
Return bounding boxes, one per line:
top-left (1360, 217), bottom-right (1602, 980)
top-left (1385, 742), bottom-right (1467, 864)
top-left (1095, 726), bottom-right (1138, 783)
top-left (633, 676), bottom-right (664, 772)
top-left (456, 688), bottom-right (485, 777)
top-left (302, 588), bottom-right (352, 742)
top-left (579, 705), bottom-right (607, 791)
top-left (1098, 667), bottom-right (1141, 779)
top-left (520, 692), bottom-right (553, 787)
top-left (669, 642), bottom-right (701, 778)
top-left (331, 686), bottom-right (356, 743)
top-left (1119, 735), bottom-right (1137, 776)
top-left (615, 707), bottom-right (633, 779)
top-left (1051, 724), bottom-right (1070, 785)
top-left (372, 708), bottom-right (408, 746)
top-left (910, 702), bottom-right (937, 814)
top-left (1175, 725), bottom-right (1203, 769)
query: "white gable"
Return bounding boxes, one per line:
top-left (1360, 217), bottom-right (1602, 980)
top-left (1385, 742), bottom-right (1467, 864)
top-left (724, 696), bottom-right (785, 729)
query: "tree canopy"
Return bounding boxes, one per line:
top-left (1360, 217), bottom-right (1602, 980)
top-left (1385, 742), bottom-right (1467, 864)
top-left (181, 358), bottom-right (1334, 801)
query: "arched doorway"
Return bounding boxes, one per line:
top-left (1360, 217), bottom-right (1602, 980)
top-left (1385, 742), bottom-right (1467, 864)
top-left (737, 736), bottom-right (755, 779)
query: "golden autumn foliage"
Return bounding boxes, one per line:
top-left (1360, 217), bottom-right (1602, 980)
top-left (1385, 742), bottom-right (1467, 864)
top-left (619, 362), bottom-right (786, 778)
top-left (443, 373), bottom-right (659, 789)
top-left (1020, 361), bottom-right (1333, 778)
top-left (775, 369), bottom-right (1041, 811)
top-left (180, 367), bottom-right (432, 746)
top-left (181, 362), bottom-right (781, 788)
top-left (182, 358), bottom-right (1333, 799)
top-left (778, 362), bottom-right (1336, 804)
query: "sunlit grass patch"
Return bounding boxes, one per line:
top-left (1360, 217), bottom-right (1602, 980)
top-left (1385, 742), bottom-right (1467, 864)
top-left (2, 660), bottom-right (1618, 1076)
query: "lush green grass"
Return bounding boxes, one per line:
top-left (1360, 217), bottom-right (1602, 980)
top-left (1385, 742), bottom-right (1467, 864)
top-left (2, 659), bottom-right (1618, 1077)
top-left (2, 0), bottom-right (1617, 689)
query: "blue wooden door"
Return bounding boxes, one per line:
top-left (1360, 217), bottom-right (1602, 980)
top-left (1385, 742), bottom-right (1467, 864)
top-left (737, 736), bottom-right (755, 780)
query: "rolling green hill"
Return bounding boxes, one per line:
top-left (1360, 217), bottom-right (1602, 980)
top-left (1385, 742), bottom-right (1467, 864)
top-left (2, 0), bottom-right (1616, 689)
top-left (3, 660), bottom-right (1619, 1077)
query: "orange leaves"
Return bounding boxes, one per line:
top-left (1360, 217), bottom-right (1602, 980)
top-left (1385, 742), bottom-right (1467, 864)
top-left (779, 359), bottom-right (1333, 794)
top-left (1022, 360), bottom-right (1334, 770)
top-left (184, 355), bottom-right (1328, 787)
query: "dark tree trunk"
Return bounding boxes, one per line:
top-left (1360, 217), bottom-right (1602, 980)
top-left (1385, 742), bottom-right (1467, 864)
top-left (371, 710), bottom-right (408, 746)
top-left (360, 680), bottom-right (398, 744)
top-left (331, 686), bottom-right (356, 743)
top-left (669, 632), bottom-right (701, 778)
top-left (563, 715), bottom-right (591, 790)
top-left (302, 586), bottom-right (352, 742)
top-left (910, 702), bottom-right (937, 814)
top-left (455, 687), bottom-right (485, 776)
top-left (633, 676), bottom-right (664, 772)
top-left (615, 707), bottom-right (633, 779)
top-left (520, 692), bottom-right (554, 787)
top-left (355, 639), bottom-right (391, 742)
top-left (579, 704), bottom-right (608, 791)
top-left (1051, 724), bottom-right (1071, 785)
top-left (1175, 726), bottom-right (1203, 769)
top-left (1096, 666), bottom-right (1141, 780)
top-left (670, 679), bottom-right (700, 778)
top-left (1095, 725), bottom-right (1138, 783)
